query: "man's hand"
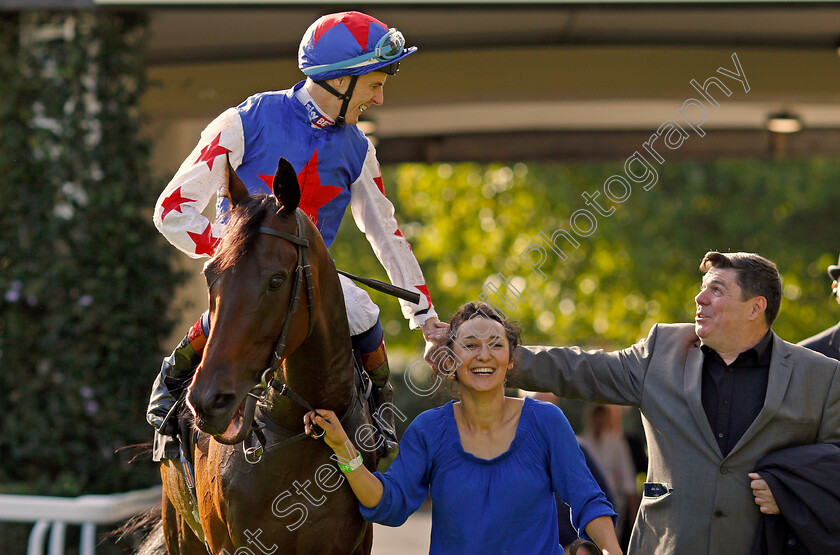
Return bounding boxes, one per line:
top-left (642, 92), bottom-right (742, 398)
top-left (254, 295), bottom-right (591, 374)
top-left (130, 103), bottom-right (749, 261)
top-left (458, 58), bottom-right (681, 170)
top-left (420, 317), bottom-right (449, 342)
top-left (421, 317), bottom-right (450, 371)
top-left (748, 472), bottom-right (780, 514)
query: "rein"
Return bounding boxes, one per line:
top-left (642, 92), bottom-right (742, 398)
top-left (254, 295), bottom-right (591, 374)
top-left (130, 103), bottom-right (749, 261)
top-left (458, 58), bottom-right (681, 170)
top-left (243, 381), bottom-right (362, 464)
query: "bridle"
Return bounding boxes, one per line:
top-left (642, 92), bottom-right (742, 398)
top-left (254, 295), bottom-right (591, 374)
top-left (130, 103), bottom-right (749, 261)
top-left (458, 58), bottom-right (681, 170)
top-left (234, 209), bottom-right (363, 464)
top-left (253, 209), bottom-right (315, 384)
top-left (240, 209), bottom-right (321, 463)
top-left (209, 208), bottom-right (362, 464)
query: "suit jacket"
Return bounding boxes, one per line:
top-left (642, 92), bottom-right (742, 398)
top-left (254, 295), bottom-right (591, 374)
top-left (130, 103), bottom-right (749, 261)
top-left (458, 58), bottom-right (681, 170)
top-left (798, 321), bottom-right (840, 361)
top-left (511, 323), bottom-right (840, 555)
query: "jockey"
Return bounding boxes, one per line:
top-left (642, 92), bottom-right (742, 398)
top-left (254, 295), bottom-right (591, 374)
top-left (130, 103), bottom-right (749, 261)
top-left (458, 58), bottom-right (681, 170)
top-left (147, 11), bottom-right (445, 461)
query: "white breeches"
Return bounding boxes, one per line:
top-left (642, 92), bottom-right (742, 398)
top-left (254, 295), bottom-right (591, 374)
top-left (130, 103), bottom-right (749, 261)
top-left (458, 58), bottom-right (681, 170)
top-left (339, 273), bottom-right (380, 336)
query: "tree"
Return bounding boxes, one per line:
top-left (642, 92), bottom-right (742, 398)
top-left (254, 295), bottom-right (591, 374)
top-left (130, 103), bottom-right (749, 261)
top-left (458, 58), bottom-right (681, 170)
top-left (337, 158), bottom-right (840, 352)
top-left (0, 6), bottom-right (180, 513)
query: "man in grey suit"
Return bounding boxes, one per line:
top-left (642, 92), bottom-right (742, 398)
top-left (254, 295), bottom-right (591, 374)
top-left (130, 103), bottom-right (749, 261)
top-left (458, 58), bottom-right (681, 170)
top-left (799, 252), bottom-right (840, 361)
top-left (508, 252), bottom-right (840, 554)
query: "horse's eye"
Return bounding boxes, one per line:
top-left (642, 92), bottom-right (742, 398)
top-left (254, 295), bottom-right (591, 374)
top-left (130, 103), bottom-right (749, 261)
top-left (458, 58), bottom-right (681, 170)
top-left (268, 274), bottom-right (286, 290)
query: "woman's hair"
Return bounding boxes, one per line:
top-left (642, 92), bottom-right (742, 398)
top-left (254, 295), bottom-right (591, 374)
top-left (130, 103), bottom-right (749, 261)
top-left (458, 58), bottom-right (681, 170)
top-left (437, 302), bottom-right (522, 382)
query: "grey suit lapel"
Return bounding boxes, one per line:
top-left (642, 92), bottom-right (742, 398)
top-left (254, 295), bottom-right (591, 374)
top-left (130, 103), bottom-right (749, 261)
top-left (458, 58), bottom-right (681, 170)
top-left (728, 332), bottom-right (793, 456)
top-left (830, 322), bottom-right (840, 353)
top-left (684, 342), bottom-right (723, 457)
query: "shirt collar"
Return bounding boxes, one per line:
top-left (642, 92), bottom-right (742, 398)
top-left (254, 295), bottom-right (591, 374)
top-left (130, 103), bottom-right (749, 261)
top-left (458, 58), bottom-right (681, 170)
top-left (293, 83), bottom-right (335, 129)
top-left (752, 329), bottom-right (773, 361)
top-left (701, 329), bottom-right (773, 365)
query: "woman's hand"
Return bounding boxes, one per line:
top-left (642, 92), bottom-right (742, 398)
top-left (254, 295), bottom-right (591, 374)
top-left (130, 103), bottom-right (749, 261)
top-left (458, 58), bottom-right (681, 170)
top-left (304, 410), bottom-right (351, 454)
top-left (304, 409), bottom-right (385, 508)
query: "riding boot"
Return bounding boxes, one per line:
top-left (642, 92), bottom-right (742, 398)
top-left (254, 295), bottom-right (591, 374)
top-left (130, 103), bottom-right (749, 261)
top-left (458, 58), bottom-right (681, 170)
top-left (147, 312), bottom-right (208, 437)
top-left (360, 338), bottom-right (399, 459)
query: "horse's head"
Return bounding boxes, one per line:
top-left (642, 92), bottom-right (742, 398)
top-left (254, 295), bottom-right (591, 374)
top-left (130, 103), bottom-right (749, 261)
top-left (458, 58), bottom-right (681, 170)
top-left (187, 156), bottom-right (311, 443)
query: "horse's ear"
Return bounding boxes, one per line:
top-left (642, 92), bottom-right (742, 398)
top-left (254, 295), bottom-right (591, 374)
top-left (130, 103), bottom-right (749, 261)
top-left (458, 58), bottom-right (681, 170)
top-left (224, 154), bottom-right (250, 207)
top-left (273, 158), bottom-right (300, 215)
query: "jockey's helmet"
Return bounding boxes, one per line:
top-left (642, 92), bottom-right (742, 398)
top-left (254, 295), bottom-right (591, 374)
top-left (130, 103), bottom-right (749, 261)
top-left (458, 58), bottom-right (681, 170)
top-left (298, 11), bottom-right (417, 82)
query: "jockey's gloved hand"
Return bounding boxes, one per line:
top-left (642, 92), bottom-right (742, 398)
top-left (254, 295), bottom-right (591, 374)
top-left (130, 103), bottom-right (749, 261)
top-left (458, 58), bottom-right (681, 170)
top-left (158, 416), bottom-right (178, 437)
top-left (147, 314), bottom-right (207, 435)
top-left (159, 411), bottom-right (181, 437)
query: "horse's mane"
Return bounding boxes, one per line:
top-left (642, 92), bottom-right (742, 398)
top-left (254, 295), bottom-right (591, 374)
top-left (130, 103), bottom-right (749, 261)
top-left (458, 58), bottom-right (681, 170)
top-left (206, 194), bottom-right (283, 275)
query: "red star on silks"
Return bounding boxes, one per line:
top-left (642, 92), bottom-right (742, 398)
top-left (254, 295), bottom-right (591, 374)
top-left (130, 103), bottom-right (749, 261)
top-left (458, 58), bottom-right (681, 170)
top-left (373, 174), bottom-right (386, 196)
top-left (416, 284), bottom-right (432, 307)
top-left (187, 223), bottom-right (220, 257)
top-left (394, 228), bottom-right (412, 250)
top-left (160, 187), bottom-right (194, 221)
top-left (255, 174), bottom-right (274, 194)
top-left (194, 132), bottom-right (231, 171)
top-left (296, 151), bottom-right (342, 225)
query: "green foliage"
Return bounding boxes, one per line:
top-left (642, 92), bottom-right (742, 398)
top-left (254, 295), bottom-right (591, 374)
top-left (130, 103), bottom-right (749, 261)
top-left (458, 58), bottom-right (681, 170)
top-left (334, 158), bottom-right (840, 357)
top-left (333, 156), bottom-right (840, 440)
top-left (0, 10), bottom-right (180, 510)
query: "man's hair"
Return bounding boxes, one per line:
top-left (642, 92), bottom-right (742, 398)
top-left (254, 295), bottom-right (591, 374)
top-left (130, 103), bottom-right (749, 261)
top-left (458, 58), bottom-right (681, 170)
top-left (699, 251), bottom-right (781, 327)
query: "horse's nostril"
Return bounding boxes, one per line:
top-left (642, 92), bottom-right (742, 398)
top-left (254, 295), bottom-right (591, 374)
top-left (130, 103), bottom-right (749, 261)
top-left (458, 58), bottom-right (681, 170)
top-left (211, 393), bottom-right (235, 411)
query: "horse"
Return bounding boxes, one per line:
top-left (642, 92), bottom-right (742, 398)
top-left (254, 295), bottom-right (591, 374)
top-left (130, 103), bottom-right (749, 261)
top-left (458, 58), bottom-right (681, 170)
top-left (158, 157), bottom-right (377, 554)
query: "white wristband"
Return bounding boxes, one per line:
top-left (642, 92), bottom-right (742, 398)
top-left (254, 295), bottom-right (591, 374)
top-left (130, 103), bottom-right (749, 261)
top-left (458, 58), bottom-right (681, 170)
top-left (338, 453), bottom-right (363, 473)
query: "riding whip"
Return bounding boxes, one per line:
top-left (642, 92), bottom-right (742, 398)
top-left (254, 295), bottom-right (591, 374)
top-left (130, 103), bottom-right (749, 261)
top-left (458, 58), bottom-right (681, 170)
top-left (337, 269), bottom-right (421, 304)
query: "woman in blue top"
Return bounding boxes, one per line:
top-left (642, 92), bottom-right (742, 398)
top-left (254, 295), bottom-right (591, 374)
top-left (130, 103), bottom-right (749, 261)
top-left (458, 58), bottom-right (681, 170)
top-left (305, 302), bottom-right (621, 554)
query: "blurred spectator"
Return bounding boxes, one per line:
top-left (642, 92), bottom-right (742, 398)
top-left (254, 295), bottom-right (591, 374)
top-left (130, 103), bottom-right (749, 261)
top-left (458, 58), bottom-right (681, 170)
top-left (799, 253), bottom-right (840, 361)
top-left (533, 393), bottom-right (617, 554)
top-left (578, 404), bottom-right (640, 549)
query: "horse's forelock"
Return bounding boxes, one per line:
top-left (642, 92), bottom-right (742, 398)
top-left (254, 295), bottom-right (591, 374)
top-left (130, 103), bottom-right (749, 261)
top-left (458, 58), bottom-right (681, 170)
top-left (207, 194), bottom-right (280, 274)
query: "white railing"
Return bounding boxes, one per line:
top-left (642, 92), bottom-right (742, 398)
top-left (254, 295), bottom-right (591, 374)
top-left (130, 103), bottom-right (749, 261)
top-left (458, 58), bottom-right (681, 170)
top-left (0, 486), bottom-right (161, 555)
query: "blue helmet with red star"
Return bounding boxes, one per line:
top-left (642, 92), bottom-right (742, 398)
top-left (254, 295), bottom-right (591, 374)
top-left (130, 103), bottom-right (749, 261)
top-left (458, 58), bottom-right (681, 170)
top-left (298, 11), bottom-right (417, 82)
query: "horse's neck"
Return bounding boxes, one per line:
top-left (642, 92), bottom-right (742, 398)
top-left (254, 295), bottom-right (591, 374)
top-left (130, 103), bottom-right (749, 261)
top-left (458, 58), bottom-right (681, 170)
top-left (278, 293), bottom-right (355, 416)
top-left (270, 220), bottom-right (356, 419)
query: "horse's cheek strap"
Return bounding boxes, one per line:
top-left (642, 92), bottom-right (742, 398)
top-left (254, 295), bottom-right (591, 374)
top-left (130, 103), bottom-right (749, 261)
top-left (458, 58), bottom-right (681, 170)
top-left (303, 266), bottom-right (315, 338)
top-left (269, 268), bottom-right (302, 371)
top-left (266, 212), bottom-right (313, 375)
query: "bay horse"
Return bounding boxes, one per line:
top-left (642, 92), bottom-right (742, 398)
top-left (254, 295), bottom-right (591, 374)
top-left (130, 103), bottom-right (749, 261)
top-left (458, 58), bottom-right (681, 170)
top-left (158, 158), bottom-right (376, 554)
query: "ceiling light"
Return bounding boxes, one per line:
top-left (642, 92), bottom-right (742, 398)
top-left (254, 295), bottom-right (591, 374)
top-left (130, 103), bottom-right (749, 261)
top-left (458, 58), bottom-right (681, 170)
top-left (766, 112), bottom-right (802, 134)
